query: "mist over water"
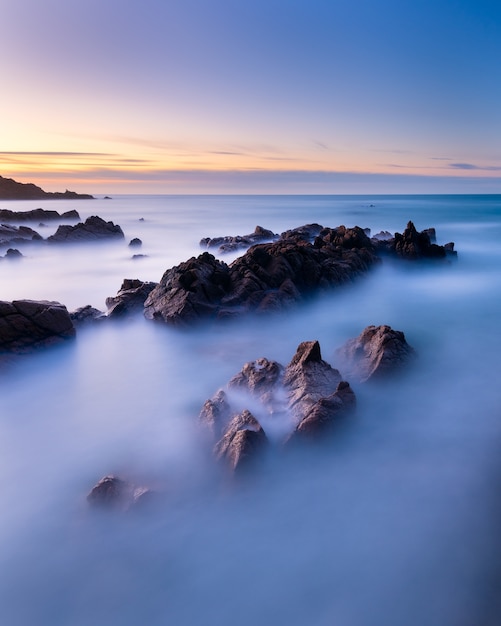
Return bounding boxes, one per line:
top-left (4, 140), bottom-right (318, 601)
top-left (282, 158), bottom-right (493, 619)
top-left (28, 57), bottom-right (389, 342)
top-left (2, 194), bottom-right (501, 625)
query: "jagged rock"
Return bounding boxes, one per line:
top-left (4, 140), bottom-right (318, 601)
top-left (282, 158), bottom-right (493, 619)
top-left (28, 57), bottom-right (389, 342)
top-left (128, 238), bottom-right (142, 247)
top-left (86, 475), bottom-right (154, 512)
top-left (200, 225), bottom-right (278, 253)
top-left (0, 223), bottom-right (43, 246)
top-left (283, 340), bottom-right (344, 423)
top-left (372, 230), bottom-right (393, 241)
top-left (213, 410), bottom-right (268, 474)
top-left (200, 340), bottom-right (355, 459)
top-left (0, 208), bottom-right (80, 222)
top-left (145, 225), bottom-right (378, 326)
top-left (106, 279), bottom-right (158, 318)
top-left (199, 389), bottom-right (234, 438)
top-left (70, 305), bottom-right (106, 325)
top-left (336, 324), bottom-right (416, 383)
top-left (289, 381), bottom-right (356, 442)
top-left (372, 221), bottom-right (455, 260)
top-left (0, 175), bottom-right (94, 200)
top-left (0, 299), bottom-right (75, 354)
top-left (47, 215), bottom-right (124, 243)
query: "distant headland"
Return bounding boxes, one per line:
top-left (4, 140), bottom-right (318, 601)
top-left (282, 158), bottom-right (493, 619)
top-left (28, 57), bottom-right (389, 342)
top-left (0, 175), bottom-right (94, 200)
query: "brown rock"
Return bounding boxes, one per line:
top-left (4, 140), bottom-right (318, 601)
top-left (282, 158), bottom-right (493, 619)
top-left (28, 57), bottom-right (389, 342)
top-left (106, 279), bottom-right (157, 318)
top-left (213, 410), bottom-right (268, 474)
top-left (336, 324), bottom-right (416, 383)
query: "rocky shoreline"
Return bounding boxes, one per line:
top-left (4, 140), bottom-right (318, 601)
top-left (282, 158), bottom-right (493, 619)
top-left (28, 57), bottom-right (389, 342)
top-left (0, 217), bottom-right (453, 508)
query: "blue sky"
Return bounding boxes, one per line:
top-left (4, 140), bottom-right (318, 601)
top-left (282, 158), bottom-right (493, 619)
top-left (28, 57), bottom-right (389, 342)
top-left (1, 0), bottom-right (500, 193)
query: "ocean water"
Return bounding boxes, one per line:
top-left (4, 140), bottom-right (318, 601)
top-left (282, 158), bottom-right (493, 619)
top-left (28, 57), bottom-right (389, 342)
top-left (1, 194), bottom-right (501, 625)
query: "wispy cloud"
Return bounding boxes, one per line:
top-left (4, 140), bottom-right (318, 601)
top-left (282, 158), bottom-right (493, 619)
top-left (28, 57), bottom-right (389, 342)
top-left (449, 162), bottom-right (501, 172)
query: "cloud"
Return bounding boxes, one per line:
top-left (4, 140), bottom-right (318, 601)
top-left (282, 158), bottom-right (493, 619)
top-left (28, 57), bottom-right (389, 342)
top-left (449, 162), bottom-right (501, 172)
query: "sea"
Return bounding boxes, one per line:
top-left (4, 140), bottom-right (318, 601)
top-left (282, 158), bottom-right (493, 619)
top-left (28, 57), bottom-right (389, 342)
top-left (1, 194), bottom-right (501, 625)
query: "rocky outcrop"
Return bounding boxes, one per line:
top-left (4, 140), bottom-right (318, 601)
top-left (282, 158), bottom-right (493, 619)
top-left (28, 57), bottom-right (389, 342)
top-left (371, 221), bottom-right (455, 260)
top-left (0, 299), bottom-right (75, 354)
top-left (128, 238), bottom-right (142, 247)
top-left (70, 305), bottom-right (106, 325)
top-left (213, 410), bottom-right (268, 474)
top-left (0, 175), bottom-right (94, 200)
top-left (200, 225), bottom-right (278, 253)
top-left (0, 223), bottom-right (43, 247)
top-left (1, 248), bottom-right (23, 260)
top-left (144, 225), bottom-right (378, 326)
top-left (335, 324), bottom-right (416, 383)
top-left (47, 215), bottom-right (124, 243)
top-left (87, 475), bottom-right (154, 512)
top-left (0, 208), bottom-right (80, 222)
top-left (200, 340), bottom-right (355, 470)
top-left (106, 279), bottom-right (158, 318)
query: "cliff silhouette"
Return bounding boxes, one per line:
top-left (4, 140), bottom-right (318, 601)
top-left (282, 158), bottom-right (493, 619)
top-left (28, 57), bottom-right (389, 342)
top-left (0, 175), bottom-right (94, 200)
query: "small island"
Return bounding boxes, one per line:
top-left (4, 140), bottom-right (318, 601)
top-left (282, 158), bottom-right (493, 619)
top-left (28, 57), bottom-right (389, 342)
top-left (0, 175), bottom-right (94, 200)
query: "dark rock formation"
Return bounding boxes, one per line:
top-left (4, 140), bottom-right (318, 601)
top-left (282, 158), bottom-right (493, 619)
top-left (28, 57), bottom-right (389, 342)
top-left (87, 475), bottom-right (153, 512)
top-left (0, 223), bottom-right (43, 247)
top-left (47, 215), bottom-right (124, 243)
top-left (199, 389), bottom-right (234, 439)
top-left (336, 324), bottom-right (416, 383)
top-left (70, 305), bottom-right (106, 325)
top-left (0, 299), bottom-right (75, 354)
top-left (371, 221), bottom-right (455, 260)
top-left (200, 225), bottom-right (278, 253)
top-left (106, 279), bottom-right (158, 318)
top-left (0, 208), bottom-right (80, 222)
top-left (1, 248), bottom-right (23, 260)
top-left (0, 175), bottom-right (94, 200)
top-left (128, 238), bottom-right (142, 247)
top-left (145, 225), bottom-right (378, 326)
top-left (213, 410), bottom-right (268, 474)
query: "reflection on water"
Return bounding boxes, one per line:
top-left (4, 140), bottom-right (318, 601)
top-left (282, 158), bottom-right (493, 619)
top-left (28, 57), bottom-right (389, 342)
top-left (1, 194), bottom-right (501, 625)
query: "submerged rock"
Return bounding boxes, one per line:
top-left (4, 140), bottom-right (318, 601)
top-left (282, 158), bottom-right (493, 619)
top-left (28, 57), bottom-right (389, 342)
top-left (70, 305), bottom-right (106, 325)
top-left (0, 299), bottom-right (75, 354)
top-left (87, 475), bottom-right (154, 512)
top-left (0, 223), bottom-right (43, 247)
top-left (128, 237), bottom-right (142, 247)
top-left (336, 324), bottom-right (416, 383)
top-left (0, 208), bottom-right (80, 222)
top-left (47, 215), bottom-right (124, 243)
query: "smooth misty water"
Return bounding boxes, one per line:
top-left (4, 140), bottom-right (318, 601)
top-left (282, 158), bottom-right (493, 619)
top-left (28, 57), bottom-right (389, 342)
top-left (1, 194), bottom-right (501, 625)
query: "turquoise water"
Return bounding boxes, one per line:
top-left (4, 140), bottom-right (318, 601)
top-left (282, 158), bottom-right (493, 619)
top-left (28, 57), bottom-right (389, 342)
top-left (1, 194), bottom-right (501, 625)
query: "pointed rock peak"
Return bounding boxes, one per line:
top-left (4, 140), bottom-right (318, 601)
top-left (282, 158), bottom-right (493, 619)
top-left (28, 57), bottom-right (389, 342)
top-left (288, 340), bottom-right (322, 368)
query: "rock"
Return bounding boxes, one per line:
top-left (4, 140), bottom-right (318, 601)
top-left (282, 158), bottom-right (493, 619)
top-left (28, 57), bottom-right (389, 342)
top-left (200, 340), bottom-right (355, 456)
top-left (70, 305), bottom-right (106, 325)
top-left (106, 279), bottom-right (158, 318)
top-left (86, 475), bottom-right (154, 512)
top-left (200, 225), bottom-right (278, 253)
top-left (199, 389), bottom-right (234, 438)
top-left (213, 410), bottom-right (268, 474)
top-left (131, 254), bottom-right (148, 260)
top-left (289, 381), bottom-right (356, 442)
top-left (0, 175), bottom-right (94, 200)
top-left (0, 223), bottom-right (43, 246)
top-left (145, 225), bottom-right (378, 326)
top-left (128, 238), bottom-right (142, 247)
top-left (336, 324), bottom-right (416, 383)
top-left (283, 340), bottom-right (344, 424)
top-left (0, 208), bottom-right (80, 222)
top-left (372, 221), bottom-right (455, 260)
top-left (47, 215), bottom-right (124, 243)
top-left (3, 248), bottom-right (23, 260)
top-left (0, 299), bottom-right (75, 354)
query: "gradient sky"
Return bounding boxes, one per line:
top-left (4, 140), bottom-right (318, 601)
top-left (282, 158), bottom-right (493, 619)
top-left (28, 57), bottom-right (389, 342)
top-left (1, 0), bottom-right (501, 194)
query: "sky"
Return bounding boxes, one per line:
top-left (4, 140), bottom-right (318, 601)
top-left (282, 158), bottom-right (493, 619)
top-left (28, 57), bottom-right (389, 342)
top-left (1, 0), bottom-right (501, 194)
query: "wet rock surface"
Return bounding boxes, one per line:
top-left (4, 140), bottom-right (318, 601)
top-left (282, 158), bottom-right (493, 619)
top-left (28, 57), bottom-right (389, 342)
top-left (70, 305), bottom-right (106, 325)
top-left (0, 299), bottom-right (75, 353)
top-left (47, 215), bottom-right (124, 243)
top-left (0, 223), bottom-right (43, 247)
top-left (336, 324), bottom-right (416, 383)
top-left (371, 221), bottom-right (455, 260)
